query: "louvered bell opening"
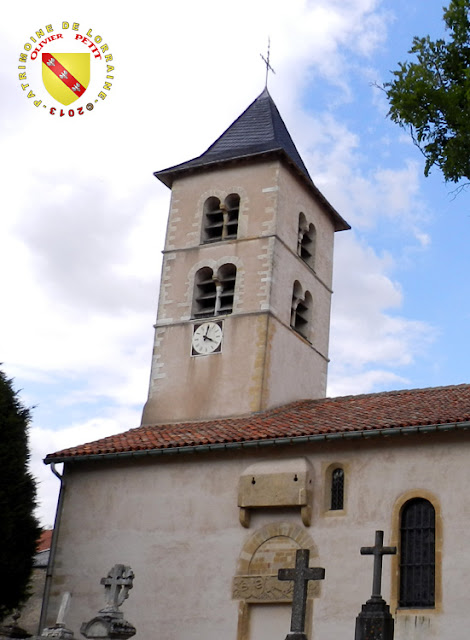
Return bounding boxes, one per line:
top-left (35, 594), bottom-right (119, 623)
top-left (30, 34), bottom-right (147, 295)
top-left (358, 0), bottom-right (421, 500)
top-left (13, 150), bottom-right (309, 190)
top-left (193, 275), bottom-right (217, 318)
top-left (295, 301), bottom-right (309, 328)
top-left (225, 209), bottom-right (239, 239)
top-left (224, 194), bottom-right (240, 240)
top-left (300, 237), bottom-right (313, 260)
top-left (399, 499), bottom-right (435, 608)
top-left (300, 224), bottom-right (315, 268)
top-left (204, 210), bottom-right (224, 242)
top-left (218, 292), bottom-right (234, 314)
top-left (217, 266), bottom-right (236, 315)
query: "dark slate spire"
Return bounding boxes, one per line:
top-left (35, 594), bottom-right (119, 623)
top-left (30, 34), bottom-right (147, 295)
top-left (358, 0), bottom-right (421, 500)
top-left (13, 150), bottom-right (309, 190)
top-left (155, 88), bottom-right (311, 182)
top-left (155, 89), bottom-right (350, 231)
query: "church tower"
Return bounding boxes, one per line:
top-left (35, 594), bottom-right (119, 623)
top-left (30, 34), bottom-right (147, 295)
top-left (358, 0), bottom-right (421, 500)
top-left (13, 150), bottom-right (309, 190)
top-left (141, 89), bottom-right (349, 425)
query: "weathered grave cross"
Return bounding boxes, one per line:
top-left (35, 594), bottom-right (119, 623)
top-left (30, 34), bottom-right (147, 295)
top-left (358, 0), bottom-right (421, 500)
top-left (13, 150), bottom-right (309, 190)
top-left (100, 564), bottom-right (135, 613)
top-left (360, 530), bottom-right (396, 599)
top-left (278, 549), bottom-right (325, 639)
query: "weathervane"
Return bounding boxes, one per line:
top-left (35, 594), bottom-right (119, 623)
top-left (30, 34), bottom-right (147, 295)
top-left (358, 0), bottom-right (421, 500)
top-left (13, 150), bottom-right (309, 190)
top-left (260, 37), bottom-right (276, 88)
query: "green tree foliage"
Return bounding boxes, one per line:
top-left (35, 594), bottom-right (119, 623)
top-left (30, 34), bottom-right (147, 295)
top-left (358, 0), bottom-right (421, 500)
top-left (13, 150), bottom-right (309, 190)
top-left (385, 0), bottom-right (470, 182)
top-left (0, 370), bottom-right (41, 622)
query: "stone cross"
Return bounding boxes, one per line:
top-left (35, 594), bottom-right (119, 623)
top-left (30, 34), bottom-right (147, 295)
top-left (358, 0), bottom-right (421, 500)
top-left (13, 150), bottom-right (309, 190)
top-left (56, 592), bottom-right (71, 626)
top-left (100, 565), bottom-right (135, 613)
top-left (278, 549), bottom-right (325, 639)
top-left (360, 530), bottom-right (396, 599)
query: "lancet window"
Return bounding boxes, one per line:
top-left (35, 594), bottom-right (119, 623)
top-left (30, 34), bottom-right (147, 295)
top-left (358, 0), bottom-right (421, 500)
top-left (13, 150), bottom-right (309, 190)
top-left (202, 194), bottom-right (240, 243)
top-left (330, 468), bottom-right (344, 510)
top-left (399, 498), bottom-right (435, 608)
top-left (192, 264), bottom-right (237, 318)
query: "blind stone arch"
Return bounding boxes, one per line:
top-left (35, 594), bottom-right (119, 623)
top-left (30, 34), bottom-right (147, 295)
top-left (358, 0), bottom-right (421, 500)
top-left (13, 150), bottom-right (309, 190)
top-left (233, 523), bottom-right (320, 640)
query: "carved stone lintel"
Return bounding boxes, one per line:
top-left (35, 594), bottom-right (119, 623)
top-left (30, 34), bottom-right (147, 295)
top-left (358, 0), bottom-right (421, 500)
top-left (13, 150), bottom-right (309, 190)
top-left (232, 575), bottom-right (320, 603)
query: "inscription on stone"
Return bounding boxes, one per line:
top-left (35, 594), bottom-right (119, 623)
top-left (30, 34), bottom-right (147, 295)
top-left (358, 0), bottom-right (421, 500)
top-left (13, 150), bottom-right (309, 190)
top-left (232, 575), bottom-right (320, 603)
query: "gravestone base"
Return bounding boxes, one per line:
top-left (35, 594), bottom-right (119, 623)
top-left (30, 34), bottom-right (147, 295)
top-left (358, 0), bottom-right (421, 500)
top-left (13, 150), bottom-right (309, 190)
top-left (285, 633), bottom-right (308, 640)
top-left (39, 624), bottom-right (74, 640)
top-left (355, 597), bottom-right (394, 640)
top-left (0, 624), bottom-right (31, 640)
top-left (80, 612), bottom-right (136, 640)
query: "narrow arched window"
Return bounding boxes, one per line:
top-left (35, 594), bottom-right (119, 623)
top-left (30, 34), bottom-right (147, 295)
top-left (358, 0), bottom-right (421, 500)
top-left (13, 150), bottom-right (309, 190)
top-left (202, 197), bottom-right (224, 243)
top-left (192, 267), bottom-right (216, 318)
top-left (330, 468), bottom-right (344, 510)
top-left (291, 283), bottom-right (312, 341)
top-left (399, 498), bottom-right (435, 608)
top-left (216, 263), bottom-right (237, 315)
top-left (202, 194), bottom-right (239, 243)
top-left (297, 213), bottom-right (316, 269)
top-left (224, 194), bottom-right (240, 240)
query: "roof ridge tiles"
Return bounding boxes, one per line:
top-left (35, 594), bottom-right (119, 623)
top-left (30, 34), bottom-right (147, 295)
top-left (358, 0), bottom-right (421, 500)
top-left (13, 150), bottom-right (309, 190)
top-left (44, 382), bottom-right (470, 462)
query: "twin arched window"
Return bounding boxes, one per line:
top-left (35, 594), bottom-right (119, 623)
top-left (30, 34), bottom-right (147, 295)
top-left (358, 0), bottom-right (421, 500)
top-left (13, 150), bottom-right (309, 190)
top-left (298, 212), bottom-right (316, 269)
top-left (202, 194), bottom-right (240, 243)
top-left (291, 281), bottom-right (313, 340)
top-left (192, 264), bottom-right (237, 318)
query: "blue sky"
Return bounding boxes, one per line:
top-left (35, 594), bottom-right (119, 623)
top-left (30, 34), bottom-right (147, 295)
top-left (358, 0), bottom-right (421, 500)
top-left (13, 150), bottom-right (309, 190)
top-left (1, 0), bottom-right (469, 525)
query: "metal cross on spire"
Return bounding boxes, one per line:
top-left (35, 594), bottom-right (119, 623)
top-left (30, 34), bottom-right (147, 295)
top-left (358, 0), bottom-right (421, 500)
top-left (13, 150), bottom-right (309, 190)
top-left (260, 37), bottom-right (276, 88)
top-left (360, 530), bottom-right (396, 600)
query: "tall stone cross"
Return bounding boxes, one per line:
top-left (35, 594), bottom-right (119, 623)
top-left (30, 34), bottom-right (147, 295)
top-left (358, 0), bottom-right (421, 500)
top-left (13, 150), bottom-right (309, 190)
top-left (360, 530), bottom-right (396, 599)
top-left (100, 564), bottom-right (135, 613)
top-left (278, 549), bottom-right (325, 640)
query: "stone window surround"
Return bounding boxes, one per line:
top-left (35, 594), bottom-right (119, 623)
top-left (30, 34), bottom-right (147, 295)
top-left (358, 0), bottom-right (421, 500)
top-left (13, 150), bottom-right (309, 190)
top-left (389, 490), bottom-right (442, 614)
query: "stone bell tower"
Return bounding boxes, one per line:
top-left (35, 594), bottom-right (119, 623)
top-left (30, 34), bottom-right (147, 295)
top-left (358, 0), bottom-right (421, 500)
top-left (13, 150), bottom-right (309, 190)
top-left (141, 89), bottom-right (349, 425)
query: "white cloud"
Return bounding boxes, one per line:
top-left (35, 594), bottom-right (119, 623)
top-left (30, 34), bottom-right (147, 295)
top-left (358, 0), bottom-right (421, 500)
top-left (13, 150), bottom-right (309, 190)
top-left (328, 232), bottom-right (436, 396)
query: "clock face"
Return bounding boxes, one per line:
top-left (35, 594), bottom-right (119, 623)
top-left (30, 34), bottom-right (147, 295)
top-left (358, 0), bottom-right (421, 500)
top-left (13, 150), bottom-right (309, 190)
top-left (191, 321), bottom-right (223, 356)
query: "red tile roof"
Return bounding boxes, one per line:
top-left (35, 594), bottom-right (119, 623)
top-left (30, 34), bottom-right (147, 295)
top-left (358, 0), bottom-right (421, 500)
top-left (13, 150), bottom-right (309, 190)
top-left (37, 529), bottom-right (53, 551)
top-left (44, 384), bottom-right (470, 463)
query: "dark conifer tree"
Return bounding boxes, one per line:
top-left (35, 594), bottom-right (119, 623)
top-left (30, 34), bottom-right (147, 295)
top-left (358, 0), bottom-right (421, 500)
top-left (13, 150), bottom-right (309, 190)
top-left (0, 370), bottom-right (41, 622)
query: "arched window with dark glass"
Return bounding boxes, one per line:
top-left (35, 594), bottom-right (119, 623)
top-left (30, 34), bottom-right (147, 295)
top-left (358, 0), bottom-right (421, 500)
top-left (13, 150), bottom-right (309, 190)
top-left (399, 498), bottom-right (435, 608)
top-left (330, 468), bottom-right (344, 510)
